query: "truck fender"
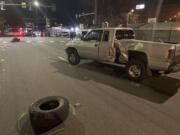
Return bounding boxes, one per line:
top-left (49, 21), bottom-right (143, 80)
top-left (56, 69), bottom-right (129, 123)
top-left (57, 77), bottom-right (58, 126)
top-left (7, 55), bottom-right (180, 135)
top-left (66, 47), bottom-right (78, 54)
top-left (128, 51), bottom-right (152, 77)
top-left (128, 51), bottom-right (148, 66)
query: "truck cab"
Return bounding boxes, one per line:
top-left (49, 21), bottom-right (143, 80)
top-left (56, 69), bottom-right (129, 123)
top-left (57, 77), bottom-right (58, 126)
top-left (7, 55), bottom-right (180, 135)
top-left (68, 28), bottom-right (134, 61)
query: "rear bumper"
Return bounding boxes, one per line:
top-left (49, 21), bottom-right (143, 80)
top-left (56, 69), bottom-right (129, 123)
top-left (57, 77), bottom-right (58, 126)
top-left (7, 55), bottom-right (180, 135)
top-left (165, 63), bottom-right (180, 74)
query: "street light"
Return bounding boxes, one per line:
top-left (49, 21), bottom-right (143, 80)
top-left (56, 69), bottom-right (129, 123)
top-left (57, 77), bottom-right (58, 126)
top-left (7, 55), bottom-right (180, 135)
top-left (131, 9), bottom-right (135, 13)
top-left (127, 9), bottom-right (135, 25)
top-left (33, 1), bottom-right (39, 7)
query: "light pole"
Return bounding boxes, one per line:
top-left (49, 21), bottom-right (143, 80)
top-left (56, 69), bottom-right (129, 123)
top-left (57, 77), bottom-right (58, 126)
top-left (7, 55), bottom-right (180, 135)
top-left (127, 9), bottom-right (134, 26)
top-left (76, 0), bottom-right (97, 28)
top-left (33, 1), bottom-right (39, 7)
top-left (94, 0), bottom-right (98, 27)
top-left (33, 1), bottom-right (40, 28)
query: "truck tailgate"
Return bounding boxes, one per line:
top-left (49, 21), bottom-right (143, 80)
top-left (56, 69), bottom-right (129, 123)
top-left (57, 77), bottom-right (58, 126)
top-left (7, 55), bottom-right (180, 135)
top-left (175, 44), bottom-right (180, 63)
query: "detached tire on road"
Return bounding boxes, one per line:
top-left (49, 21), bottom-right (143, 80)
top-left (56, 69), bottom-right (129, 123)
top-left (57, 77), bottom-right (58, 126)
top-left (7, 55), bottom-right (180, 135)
top-left (126, 60), bottom-right (147, 81)
top-left (29, 96), bottom-right (69, 134)
top-left (11, 37), bottom-right (20, 42)
top-left (67, 50), bottom-right (80, 65)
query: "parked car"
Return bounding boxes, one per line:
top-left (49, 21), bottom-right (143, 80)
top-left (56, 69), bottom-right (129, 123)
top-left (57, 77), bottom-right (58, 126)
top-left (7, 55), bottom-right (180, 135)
top-left (24, 28), bottom-right (33, 37)
top-left (5, 28), bottom-right (24, 37)
top-left (33, 31), bottom-right (42, 37)
top-left (66, 27), bottom-right (180, 81)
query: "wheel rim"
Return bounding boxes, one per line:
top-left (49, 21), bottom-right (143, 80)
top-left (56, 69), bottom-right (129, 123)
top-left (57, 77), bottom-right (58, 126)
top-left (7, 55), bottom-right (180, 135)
top-left (69, 53), bottom-right (76, 63)
top-left (129, 65), bottom-right (141, 78)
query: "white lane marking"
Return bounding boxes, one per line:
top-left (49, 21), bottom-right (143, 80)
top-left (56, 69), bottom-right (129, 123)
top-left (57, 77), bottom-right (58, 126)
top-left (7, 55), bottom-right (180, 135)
top-left (50, 40), bottom-right (55, 43)
top-left (26, 40), bottom-right (31, 43)
top-left (58, 56), bottom-right (67, 62)
top-left (1, 59), bottom-right (5, 62)
top-left (3, 41), bottom-right (8, 44)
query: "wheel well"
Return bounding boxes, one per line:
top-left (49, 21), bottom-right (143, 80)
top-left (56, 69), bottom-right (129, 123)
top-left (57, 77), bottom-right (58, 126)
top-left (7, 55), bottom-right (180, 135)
top-left (66, 47), bottom-right (77, 54)
top-left (128, 51), bottom-right (148, 66)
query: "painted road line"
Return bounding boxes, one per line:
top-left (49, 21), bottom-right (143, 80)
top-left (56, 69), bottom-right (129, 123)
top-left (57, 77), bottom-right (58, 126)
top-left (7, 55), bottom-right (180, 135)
top-left (1, 59), bottom-right (5, 62)
top-left (58, 56), bottom-right (67, 62)
top-left (3, 41), bottom-right (8, 44)
top-left (50, 40), bottom-right (55, 43)
top-left (26, 40), bottom-right (31, 43)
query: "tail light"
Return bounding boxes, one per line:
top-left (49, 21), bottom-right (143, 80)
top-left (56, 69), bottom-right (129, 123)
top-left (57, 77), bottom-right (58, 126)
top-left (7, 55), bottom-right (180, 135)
top-left (167, 49), bottom-right (175, 60)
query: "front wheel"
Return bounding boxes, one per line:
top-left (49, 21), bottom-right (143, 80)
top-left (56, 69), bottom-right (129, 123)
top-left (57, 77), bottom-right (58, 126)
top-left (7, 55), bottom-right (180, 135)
top-left (67, 50), bottom-right (80, 65)
top-left (126, 60), bottom-right (147, 81)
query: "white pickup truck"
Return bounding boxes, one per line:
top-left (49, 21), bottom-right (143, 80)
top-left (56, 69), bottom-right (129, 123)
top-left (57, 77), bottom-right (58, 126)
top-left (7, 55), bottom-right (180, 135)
top-left (66, 27), bottom-right (180, 81)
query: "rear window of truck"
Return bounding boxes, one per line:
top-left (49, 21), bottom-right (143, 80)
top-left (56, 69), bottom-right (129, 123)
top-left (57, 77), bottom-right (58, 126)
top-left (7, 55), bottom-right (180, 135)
top-left (116, 30), bottom-right (134, 40)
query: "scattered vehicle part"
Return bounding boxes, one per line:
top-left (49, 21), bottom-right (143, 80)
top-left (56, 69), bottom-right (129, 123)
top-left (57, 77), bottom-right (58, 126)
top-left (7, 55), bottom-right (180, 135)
top-left (74, 103), bottom-right (81, 108)
top-left (29, 96), bottom-right (69, 134)
top-left (11, 37), bottom-right (20, 42)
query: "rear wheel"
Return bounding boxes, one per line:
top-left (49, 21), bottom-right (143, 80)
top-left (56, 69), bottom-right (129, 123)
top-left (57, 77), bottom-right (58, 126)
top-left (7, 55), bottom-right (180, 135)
top-left (126, 60), bottom-right (147, 81)
top-left (67, 50), bottom-right (80, 65)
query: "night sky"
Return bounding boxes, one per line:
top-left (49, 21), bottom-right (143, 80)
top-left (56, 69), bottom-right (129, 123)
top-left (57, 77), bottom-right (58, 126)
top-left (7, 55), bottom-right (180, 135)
top-left (0, 0), bottom-right (93, 26)
top-left (54, 0), bottom-right (93, 25)
top-left (0, 0), bottom-right (179, 26)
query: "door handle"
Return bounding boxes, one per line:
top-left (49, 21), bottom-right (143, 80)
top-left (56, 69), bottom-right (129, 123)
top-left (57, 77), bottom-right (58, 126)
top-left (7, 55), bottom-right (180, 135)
top-left (94, 44), bottom-right (98, 47)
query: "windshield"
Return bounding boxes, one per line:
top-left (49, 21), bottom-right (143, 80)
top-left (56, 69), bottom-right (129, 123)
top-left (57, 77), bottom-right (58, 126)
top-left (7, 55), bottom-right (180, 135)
top-left (0, 1), bottom-right (180, 135)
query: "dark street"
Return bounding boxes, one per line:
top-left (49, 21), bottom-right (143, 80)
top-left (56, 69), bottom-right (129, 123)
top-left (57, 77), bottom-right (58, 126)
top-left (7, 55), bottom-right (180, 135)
top-left (0, 37), bottom-right (179, 135)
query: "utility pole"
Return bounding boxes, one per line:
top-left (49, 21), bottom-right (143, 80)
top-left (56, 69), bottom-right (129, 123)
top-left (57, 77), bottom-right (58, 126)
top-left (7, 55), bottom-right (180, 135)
top-left (94, 0), bottom-right (97, 27)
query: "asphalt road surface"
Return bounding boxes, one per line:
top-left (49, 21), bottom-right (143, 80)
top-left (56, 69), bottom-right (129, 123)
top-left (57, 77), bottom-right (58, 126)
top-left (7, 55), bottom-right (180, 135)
top-left (0, 37), bottom-right (180, 135)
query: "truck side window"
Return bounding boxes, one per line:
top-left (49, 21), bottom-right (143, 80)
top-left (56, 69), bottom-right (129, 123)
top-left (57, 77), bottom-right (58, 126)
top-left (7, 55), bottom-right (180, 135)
top-left (116, 30), bottom-right (134, 40)
top-left (85, 30), bottom-right (102, 41)
top-left (103, 31), bottom-right (109, 41)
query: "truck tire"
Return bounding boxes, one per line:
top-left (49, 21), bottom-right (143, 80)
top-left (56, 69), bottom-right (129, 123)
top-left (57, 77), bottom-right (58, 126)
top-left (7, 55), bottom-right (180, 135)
top-left (67, 50), bottom-right (80, 65)
top-left (29, 96), bottom-right (69, 134)
top-left (126, 60), bottom-right (147, 81)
